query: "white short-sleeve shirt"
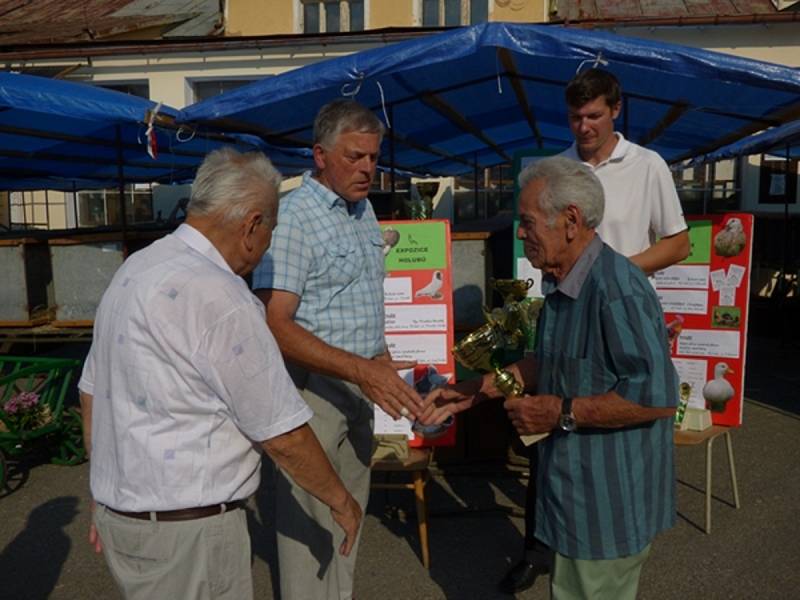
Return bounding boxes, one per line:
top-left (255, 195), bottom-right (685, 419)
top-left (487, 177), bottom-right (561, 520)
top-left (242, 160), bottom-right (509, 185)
top-left (79, 224), bottom-right (312, 512)
top-left (561, 133), bottom-right (687, 258)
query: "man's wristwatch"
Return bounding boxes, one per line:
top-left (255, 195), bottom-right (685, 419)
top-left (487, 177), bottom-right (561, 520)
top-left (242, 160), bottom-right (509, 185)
top-left (558, 397), bottom-right (577, 432)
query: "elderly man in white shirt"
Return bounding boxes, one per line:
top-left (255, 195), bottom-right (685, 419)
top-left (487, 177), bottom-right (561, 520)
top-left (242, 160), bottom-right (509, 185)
top-left (78, 147), bottom-right (361, 600)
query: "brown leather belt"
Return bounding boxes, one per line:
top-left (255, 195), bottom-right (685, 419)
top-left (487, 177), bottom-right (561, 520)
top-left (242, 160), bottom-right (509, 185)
top-left (107, 500), bottom-right (247, 522)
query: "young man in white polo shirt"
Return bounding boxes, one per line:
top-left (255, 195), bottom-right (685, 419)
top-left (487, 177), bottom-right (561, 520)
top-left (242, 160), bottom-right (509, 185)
top-left (562, 68), bottom-right (690, 272)
top-left (500, 69), bottom-right (689, 595)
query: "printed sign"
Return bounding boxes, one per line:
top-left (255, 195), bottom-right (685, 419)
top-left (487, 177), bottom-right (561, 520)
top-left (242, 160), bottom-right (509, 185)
top-left (379, 220), bottom-right (456, 446)
top-left (658, 214), bottom-right (753, 426)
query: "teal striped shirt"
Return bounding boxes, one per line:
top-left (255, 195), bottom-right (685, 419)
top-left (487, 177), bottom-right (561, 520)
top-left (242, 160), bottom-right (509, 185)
top-left (534, 235), bottom-right (678, 560)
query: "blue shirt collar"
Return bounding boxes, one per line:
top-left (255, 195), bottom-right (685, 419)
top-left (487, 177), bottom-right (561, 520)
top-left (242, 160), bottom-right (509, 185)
top-left (541, 234), bottom-right (603, 300)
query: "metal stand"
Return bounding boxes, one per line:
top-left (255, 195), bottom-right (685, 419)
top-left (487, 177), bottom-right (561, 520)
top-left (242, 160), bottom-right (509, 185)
top-left (675, 425), bottom-right (741, 534)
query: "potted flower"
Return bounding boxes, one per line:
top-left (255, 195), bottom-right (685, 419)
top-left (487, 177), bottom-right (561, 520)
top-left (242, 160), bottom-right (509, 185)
top-left (1, 391), bottom-right (52, 432)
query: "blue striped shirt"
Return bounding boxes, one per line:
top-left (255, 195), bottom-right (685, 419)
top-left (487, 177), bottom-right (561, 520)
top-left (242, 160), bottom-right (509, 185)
top-left (252, 172), bottom-right (386, 358)
top-left (534, 235), bottom-right (678, 560)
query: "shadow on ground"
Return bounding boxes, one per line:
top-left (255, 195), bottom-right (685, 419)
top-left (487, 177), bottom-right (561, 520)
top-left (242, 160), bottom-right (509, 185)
top-left (0, 496), bottom-right (79, 598)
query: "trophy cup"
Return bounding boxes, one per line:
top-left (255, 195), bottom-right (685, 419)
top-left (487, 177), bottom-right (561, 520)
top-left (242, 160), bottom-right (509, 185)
top-left (452, 278), bottom-right (547, 446)
top-left (674, 382), bottom-right (691, 430)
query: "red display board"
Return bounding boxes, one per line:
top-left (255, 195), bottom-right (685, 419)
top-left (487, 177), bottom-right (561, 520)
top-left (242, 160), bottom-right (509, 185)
top-left (655, 213), bottom-right (754, 427)
top-left (378, 220), bottom-right (456, 446)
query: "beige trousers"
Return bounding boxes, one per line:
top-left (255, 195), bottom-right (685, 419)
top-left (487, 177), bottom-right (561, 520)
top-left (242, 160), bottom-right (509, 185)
top-left (94, 504), bottom-right (253, 600)
top-left (275, 370), bottom-right (374, 600)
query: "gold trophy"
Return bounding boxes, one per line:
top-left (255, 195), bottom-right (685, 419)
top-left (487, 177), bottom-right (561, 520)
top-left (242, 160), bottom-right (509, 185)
top-left (452, 278), bottom-right (547, 446)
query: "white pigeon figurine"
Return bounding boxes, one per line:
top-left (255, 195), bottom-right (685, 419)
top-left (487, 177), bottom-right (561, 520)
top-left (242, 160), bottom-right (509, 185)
top-left (702, 362), bottom-right (735, 412)
top-left (415, 271), bottom-right (444, 299)
top-left (714, 217), bottom-right (746, 257)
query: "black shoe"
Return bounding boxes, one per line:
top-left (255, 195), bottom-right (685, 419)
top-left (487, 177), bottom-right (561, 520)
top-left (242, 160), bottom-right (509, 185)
top-left (498, 559), bottom-right (548, 595)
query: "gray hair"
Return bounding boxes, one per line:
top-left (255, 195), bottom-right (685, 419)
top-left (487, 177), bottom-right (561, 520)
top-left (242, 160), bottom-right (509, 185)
top-left (188, 148), bottom-right (282, 223)
top-left (517, 156), bottom-right (604, 228)
top-left (313, 99), bottom-right (386, 149)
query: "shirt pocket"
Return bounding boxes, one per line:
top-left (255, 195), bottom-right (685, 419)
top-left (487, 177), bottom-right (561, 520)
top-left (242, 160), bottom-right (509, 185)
top-left (548, 351), bottom-right (594, 398)
top-left (323, 239), bottom-right (363, 287)
top-left (365, 233), bottom-right (386, 280)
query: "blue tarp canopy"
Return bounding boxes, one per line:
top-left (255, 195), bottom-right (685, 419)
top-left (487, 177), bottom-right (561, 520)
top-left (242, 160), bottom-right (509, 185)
top-left (0, 72), bottom-right (311, 190)
top-left (178, 22), bottom-right (800, 176)
top-left (690, 119), bottom-right (800, 165)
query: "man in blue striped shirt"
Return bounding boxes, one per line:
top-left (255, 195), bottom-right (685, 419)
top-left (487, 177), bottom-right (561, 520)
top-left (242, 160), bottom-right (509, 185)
top-left (252, 100), bottom-right (422, 600)
top-left (422, 156), bottom-right (678, 599)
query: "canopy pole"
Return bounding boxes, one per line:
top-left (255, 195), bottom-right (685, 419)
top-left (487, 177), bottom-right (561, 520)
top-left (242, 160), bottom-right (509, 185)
top-left (389, 104), bottom-right (396, 206)
top-left (44, 188), bottom-right (51, 229)
top-left (474, 153), bottom-right (480, 220)
top-left (623, 95), bottom-right (630, 139)
top-left (72, 181), bottom-right (79, 229)
top-left (780, 143), bottom-right (791, 348)
top-left (115, 125), bottom-right (129, 242)
top-left (703, 162), bottom-right (715, 214)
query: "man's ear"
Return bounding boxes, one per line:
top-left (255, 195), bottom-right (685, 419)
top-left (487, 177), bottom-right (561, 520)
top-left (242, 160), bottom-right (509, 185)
top-left (610, 101), bottom-right (622, 120)
top-left (312, 144), bottom-right (326, 171)
top-left (242, 211), bottom-right (262, 250)
top-left (565, 204), bottom-right (581, 238)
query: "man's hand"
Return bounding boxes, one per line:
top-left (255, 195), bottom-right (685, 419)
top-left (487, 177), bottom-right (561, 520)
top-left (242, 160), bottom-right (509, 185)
top-left (88, 500), bottom-right (103, 554)
top-left (354, 356), bottom-right (422, 420)
top-left (263, 424), bottom-right (364, 557)
top-left (504, 394), bottom-right (561, 435)
top-left (417, 378), bottom-right (483, 425)
top-left (330, 493), bottom-right (363, 557)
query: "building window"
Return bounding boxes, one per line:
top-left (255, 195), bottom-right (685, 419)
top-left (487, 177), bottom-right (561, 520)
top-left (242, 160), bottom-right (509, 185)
top-left (758, 156), bottom-right (798, 205)
top-left (421, 0), bottom-right (489, 27)
top-left (192, 79), bottom-right (256, 103)
top-left (75, 185), bottom-right (154, 228)
top-left (301, 1), bottom-right (365, 33)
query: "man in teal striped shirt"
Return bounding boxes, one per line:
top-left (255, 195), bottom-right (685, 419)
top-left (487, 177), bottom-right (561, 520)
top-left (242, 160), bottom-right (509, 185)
top-left (422, 156), bottom-right (678, 599)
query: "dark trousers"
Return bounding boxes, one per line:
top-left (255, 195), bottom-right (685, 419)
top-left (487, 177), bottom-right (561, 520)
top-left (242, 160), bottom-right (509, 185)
top-left (524, 444), bottom-right (552, 566)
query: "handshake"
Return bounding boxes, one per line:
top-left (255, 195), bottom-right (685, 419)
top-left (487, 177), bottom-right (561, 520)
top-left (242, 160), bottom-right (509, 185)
top-left (414, 279), bottom-right (549, 445)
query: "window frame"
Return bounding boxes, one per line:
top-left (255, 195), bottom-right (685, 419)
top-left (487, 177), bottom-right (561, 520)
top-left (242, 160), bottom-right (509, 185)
top-left (297, 0), bottom-right (368, 34)
top-left (418, 0), bottom-right (491, 27)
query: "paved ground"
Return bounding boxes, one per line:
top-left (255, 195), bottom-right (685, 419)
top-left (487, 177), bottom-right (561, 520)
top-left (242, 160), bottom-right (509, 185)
top-left (0, 334), bottom-right (798, 599)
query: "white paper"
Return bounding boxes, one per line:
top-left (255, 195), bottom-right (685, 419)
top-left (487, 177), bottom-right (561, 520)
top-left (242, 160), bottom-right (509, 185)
top-left (709, 269), bottom-right (727, 292)
top-left (386, 333), bottom-right (449, 364)
top-left (654, 265), bottom-right (709, 289)
top-left (373, 405), bottom-right (414, 436)
top-left (515, 258), bottom-right (543, 299)
top-left (385, 304), bottom-right (448, 332)
top-left (373, 368), bottom-right (414, 436)
top-left (658, 289), bottom-right (708, 315)
top-left (677, 329), bottom-right (740, 359)
top-left (726, 264), bottom-right (746, 288)
top-left (718, 286), bottom-right (736, 307)
top-left (383, 277), bottom-right (413, 303)
top-left (671, 357), bottom-right (709, 409)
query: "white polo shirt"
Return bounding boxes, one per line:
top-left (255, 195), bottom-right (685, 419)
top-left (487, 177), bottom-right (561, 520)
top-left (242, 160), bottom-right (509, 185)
top-left (79, 224), bottom-right (312, 512)
top-left (561, 133), bottom-right (687, 258)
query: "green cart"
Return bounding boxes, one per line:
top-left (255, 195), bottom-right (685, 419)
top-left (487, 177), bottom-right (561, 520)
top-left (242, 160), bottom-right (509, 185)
top-left (0, 356), bottom-right (85, 489)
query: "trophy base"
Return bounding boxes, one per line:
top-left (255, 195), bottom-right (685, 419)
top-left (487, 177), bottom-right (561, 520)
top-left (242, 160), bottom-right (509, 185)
top-left (520, 432), bottom-right (549, 446)
top-left (684, 407), bottom-right (712, 431)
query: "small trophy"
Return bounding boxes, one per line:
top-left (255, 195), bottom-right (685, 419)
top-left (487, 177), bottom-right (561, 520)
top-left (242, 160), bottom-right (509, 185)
top-left (452, 278), bottom-right (547, 446)
top-left (674, 382), bottom-right (691, 430)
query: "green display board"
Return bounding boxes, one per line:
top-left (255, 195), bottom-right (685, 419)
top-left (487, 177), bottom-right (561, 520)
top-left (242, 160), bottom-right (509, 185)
top-left (381, 221), bottom-right (448, 271)
top-left (682, 219), bottom-right (712, 265)
top-left (511, 149), bottom-right (560, 288)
